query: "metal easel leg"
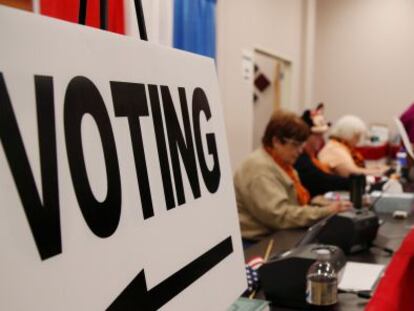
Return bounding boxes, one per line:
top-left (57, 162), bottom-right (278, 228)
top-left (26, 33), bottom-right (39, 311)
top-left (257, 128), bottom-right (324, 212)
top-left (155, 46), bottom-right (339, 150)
top-left (134, 0), bottom-right (148, 40)
top-left (78, 0), bottom-right (147, 40)
top-left (78, 0), bottom-right (87, 25)
top-left (100, 0), bottom-right (108, 30)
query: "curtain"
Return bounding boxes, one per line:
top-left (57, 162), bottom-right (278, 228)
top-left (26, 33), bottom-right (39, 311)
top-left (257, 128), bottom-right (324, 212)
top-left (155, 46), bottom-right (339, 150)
top-left (173, 0), bottom-right (216, 59)
top-left (40, 0), bottom-right (125, 34)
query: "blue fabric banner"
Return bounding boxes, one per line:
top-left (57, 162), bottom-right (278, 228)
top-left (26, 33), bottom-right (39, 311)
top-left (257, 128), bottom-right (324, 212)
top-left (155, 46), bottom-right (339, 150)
top-left (173, 0), bottom-right (216, 59)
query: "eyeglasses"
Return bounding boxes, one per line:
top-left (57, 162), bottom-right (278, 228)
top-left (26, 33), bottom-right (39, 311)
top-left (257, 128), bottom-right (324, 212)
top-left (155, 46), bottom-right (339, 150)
top-left (283, 138), bottom-right (306, 149)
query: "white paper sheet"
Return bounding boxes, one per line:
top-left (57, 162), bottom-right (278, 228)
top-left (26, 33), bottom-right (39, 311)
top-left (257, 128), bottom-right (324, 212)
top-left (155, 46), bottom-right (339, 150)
top-left (338, 262), bottom-right (385, 291)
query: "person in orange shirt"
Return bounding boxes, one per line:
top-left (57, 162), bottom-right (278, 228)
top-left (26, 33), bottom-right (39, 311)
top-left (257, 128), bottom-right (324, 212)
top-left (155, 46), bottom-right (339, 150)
top-left (318, 115), bottom-right (388, 178)
top-left (295, 104), bottom-right (351, 197)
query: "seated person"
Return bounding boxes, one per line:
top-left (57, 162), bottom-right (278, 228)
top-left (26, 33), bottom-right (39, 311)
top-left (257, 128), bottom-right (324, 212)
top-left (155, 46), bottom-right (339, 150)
top-left (400, 102), bottom-right (414, 142)
top-left (295, 105), bottom-right (350, 197)
top-left (318, 115), bottom-right (387, 178)
top-left (399, 102), bottom-right (414, 180)
top-left (234, 110), bottom-right (350, 242)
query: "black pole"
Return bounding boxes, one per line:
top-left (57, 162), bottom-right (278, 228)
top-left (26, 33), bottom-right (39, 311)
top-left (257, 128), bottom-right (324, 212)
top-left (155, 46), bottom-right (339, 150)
top-left (134, 0), bottom-right (148, 41)
top-left (100, 0), bottom-right (108, 30)
top-left (79, 0), bottom-right (87, 25)
top-left (78, 0), bottom-right (147, 40)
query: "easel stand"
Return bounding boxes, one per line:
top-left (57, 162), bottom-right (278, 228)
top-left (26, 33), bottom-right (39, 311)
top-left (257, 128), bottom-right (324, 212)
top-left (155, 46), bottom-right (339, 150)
top-left (78, 0), bottom-right (148, 40)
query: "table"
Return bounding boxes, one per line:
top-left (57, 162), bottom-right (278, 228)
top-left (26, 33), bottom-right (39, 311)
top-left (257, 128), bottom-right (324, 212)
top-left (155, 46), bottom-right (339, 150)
top-left (243, 213), bottom-right (414, 310)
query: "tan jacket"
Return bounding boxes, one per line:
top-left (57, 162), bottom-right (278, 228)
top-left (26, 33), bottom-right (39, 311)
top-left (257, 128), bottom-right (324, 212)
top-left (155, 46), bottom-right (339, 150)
top-left (234, 148), bottom-right (332, 240)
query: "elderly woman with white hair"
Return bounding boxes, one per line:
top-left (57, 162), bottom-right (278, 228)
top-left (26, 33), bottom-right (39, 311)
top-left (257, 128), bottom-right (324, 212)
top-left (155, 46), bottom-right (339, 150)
top-left (318, 115), bottom-right (388, 177)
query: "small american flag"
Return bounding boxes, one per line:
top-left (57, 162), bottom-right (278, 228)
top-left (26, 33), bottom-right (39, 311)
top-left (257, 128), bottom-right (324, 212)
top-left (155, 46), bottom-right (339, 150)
top-left (243, 256), bottom-right (264, 295)
top-left (247, 256), bottom-right (265, 270)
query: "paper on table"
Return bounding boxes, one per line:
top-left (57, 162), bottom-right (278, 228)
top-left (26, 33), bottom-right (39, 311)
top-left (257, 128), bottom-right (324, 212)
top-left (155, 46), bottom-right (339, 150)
top-left (338, 262), bottom-right (385, 291)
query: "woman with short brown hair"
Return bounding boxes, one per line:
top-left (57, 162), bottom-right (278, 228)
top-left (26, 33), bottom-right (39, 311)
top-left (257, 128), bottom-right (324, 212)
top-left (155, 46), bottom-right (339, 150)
top-left (234, 110), bottom-right (350, 245)
top-left (262, 110), bottom-right (310, 148)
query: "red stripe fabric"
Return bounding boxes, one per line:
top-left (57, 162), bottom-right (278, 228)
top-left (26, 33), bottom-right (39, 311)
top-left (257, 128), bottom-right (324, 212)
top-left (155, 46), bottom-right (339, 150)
top-left (365, 228), bottom-right (414, 311)
top-left (40, 0), bottom-right (125, 34)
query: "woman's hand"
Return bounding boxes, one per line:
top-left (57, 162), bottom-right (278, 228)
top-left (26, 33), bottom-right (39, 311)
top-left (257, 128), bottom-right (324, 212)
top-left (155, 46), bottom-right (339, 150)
top-left (368, 164), bottom-right (390, 176)
top-left (327, 200), bottom-right (353, 213)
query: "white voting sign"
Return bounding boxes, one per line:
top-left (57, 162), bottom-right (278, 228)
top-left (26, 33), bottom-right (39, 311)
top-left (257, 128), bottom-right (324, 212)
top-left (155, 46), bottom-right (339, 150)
top-left (0, 6), bottom-right (246, 310)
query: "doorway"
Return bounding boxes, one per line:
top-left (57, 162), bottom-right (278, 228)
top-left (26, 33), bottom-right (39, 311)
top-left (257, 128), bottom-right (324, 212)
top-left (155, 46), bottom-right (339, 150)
top-left (252, 49), bottom-right (292, 149)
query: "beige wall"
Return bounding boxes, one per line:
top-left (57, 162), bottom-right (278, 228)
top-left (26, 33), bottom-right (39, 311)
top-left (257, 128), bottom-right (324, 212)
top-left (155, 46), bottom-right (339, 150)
top-left (314, 0), bottom-right (414, 130)
top-left (124, 0), bottom-right (314, 170)
top-left (217, 0), bottom-right (310, 170)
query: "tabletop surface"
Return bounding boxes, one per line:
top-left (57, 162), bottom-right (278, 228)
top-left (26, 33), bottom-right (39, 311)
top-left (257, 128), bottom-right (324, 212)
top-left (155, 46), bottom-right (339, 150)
top-left (243, 213), bottom-right (414, 310)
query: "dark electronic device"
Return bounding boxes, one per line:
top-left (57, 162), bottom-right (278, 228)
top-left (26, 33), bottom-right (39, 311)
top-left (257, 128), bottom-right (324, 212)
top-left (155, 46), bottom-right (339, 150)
top-left (350, 173), bottom-right (366, 209)
top-left (259, 244), bottom-right (346, 309)
top-left (298, 210), bottom-right (380, 254)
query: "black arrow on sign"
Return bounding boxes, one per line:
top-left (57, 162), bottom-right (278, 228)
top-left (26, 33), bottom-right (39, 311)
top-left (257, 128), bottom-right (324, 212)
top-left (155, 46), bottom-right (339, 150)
top-left (107, 236), bottom-right (233, 310)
